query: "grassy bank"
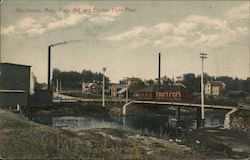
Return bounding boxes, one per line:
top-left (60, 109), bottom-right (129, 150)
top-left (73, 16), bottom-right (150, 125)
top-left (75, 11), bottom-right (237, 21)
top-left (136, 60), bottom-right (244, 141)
top-left (0, 109), bottom-right (195, 159)
top-left (1, 108), bottom-right (250, 159)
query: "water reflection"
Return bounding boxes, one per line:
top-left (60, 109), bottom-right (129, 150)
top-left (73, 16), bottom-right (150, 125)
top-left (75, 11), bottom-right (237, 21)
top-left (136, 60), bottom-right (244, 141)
top-left (52, 116), bottom-right (120, 131)
top-left (51, 111), bottom-right (226, 135)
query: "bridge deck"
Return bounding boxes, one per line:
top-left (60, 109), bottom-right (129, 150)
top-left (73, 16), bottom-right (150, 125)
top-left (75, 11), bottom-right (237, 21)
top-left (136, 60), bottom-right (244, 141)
top-left (131, 100), bottom-right (236, 110)
top-left (238, 103), bottom-right (250, 111)
top-left (54, 93), bottom-right (250, 111)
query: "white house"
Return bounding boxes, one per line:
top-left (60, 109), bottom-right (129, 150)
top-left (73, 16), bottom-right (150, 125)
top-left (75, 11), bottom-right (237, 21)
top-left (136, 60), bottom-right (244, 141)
top-left (204, 81), bottom-right (226, 96)
top-left (81, 82), bottom-right (88, 94)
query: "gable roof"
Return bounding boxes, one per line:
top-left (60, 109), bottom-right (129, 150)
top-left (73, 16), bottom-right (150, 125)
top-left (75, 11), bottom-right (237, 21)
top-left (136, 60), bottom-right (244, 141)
top-left (88, 83), bottom-right (95, 87)
top-left (206, 81), bottom-right (226, 86)
top-left (139, 86), bottom-right (158, 93)
top-left (158, 84), bottom-right (189, 93)
top-left (117, 88), bottom-right (128, 94)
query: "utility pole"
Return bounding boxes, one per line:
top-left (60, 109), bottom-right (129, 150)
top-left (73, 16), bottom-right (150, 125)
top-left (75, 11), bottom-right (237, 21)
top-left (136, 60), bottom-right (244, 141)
top-left (56, 79), bottom-right (59, 94)
top-left (102, 67), bottom-right (107, 107)
top-left (158, 52), bottom-right (161, 88)
top-left (126, 82), bottom-right (129, 103)
top-left (249, 51), bottom-right (250, 77)
top-left (59, 80), bottom-right (62, 92)
top-left (200, 53), bottom-right (207, 127)
top-left (48, 46), bottom-right (51, 90)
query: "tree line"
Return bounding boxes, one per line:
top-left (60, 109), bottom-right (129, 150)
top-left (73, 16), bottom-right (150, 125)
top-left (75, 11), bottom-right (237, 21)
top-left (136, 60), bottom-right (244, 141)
top-left (182, 73), bottom-right (250, 93)
top-left (52, 69), bottom-right (110, 89)
top-left (43, 69), bottom-right (250, 93)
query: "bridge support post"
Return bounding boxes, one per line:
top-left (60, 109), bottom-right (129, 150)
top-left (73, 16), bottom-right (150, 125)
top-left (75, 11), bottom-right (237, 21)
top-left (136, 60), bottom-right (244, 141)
top-left (201, 119), bottom-right (205, 127)
top-left (175, 106), bottom-right (181, 121)
top-left (196, 108), bottom-right (201, 128)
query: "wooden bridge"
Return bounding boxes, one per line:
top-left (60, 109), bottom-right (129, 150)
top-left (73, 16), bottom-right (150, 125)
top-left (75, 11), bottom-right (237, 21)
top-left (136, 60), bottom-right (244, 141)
top-left (54, 93), bottom-right (250, 128)
top-left (122, 100), bottom-right (250, 115)
top-left (54, 93), bottom-right (250, 112)
top-left (53, 93), bottom-right (128, 103)
top-left (122, 100), bottom-right (235, 115)
top-left (122, 100), bottom-right (250, 128)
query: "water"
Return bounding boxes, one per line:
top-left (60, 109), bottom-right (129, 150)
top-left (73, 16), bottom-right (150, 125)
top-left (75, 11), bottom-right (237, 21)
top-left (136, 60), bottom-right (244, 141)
top-left (41, 109), bottom-right (227, 135)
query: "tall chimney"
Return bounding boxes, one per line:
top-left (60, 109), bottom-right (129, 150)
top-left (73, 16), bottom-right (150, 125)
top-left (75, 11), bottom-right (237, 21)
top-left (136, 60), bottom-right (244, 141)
top-left (48, 46), bottom-right (51, 91)
top-left (158, 52), bottom-right (161, 88)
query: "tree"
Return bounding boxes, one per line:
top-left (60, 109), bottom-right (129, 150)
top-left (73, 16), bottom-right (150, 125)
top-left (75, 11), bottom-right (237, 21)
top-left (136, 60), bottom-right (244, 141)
top-left (52, 68), bottom-right (110, 90)
top-left (145, 79), bottom-right (155, 86)
top-left (183, 73), bottom-right (196, 92)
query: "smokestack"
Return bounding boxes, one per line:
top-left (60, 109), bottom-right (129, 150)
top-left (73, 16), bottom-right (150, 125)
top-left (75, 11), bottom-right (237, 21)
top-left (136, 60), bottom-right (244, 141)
top-left (48, 46), bottom-right (51, 91)
top-left (47, 40), bottom-right (80, 91)
top-left (158, 52), bottom-right (161, 88)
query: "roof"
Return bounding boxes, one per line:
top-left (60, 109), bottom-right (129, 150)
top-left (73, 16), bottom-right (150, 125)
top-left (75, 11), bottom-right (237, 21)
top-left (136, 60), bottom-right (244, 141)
top-left (139, 86), bottom-right (158, 93)
top-left (117, 88), bottom-right (128, 94)
top-left (158, 85), bottom-right (189, 93)
top-left (88, 83), bottom-right (94, 87)
top-left (111, 84), bottom-right (127, 88)
top-left (0, 90), bottom-right (27, 93)
top-left (206, 81), bottom-right (225, 86)
top-left (173, 82), bottom-right (187, 88)
top-left (0, 62), bottom-right (31, 68)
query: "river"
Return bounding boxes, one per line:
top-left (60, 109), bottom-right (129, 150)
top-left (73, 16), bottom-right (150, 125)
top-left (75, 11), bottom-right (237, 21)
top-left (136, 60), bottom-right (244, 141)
top-left (33, 108), bottom-right (228, 136)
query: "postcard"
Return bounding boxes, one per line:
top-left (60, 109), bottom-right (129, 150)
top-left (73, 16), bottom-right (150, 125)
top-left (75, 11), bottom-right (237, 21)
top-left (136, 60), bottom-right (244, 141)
top-left (0, 0), bottom-right (249, 159)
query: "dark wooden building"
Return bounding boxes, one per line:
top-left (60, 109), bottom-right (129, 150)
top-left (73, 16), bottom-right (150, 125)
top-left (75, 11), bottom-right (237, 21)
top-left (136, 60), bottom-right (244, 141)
top-left (138, 86), bottom-right (158, 100)
top-left (0, 63), bottom-right (31, 107)
top-left (156, 85), bottom-right (192, 102)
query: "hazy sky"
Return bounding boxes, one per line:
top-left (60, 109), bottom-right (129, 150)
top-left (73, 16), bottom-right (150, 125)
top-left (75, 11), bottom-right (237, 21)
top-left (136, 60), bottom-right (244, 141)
top-left (1, 0), bottom-right (249, 83)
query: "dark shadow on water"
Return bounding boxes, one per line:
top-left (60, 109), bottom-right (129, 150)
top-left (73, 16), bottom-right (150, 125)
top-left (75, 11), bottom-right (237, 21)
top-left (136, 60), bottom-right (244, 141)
top-left (29, 110), bottom-right (227, 137)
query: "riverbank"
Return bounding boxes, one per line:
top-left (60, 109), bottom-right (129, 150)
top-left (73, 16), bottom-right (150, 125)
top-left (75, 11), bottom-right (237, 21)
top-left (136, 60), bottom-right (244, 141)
top-left (25, 102), bottom-right (206, 118)
top-left (1, 108), bottom-right (250, 159)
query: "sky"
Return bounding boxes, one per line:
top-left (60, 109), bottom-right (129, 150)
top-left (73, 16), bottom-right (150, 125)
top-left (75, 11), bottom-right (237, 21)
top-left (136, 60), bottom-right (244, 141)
top-left (1, 0), bottom-right (249, 83)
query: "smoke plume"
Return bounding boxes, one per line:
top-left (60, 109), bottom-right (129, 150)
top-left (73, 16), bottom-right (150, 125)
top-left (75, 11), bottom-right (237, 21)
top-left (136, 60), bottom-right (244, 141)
top-left (50, 40), bottom-right (80, 47)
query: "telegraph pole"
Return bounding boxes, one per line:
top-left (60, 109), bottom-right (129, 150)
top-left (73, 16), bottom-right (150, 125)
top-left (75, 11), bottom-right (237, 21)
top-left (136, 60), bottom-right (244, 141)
top-left (48, 46), bottom-right (51, 90)
top-left (56, 79), bottom-right (59, 94)
top-left (126, 83), bottom-right (129, 103)
top-left (158, 52), bottom-right (161, 88)
top-left (102, 67), bottom-right (107, 107)
top-left (249, 51), bottom-right (250, 77)
top-left (200, 53), bottom-right (207, 127)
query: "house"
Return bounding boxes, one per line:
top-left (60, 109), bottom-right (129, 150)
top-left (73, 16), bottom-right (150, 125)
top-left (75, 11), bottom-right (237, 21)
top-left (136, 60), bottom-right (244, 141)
top-left (138, 86), bottom-right (158, 100)
top-left (86, 83), bottom-right (102, 95)
top-left (172, 82), bottom-right (187, 88)
top-left (0, 63), bottom-right (31, 107)
top-left (110, 83), bottom-right (127, 98)
top-left (156, 85), bottom-right (192, 102)
top-left (117, 87), bottom-right (128, 98)
top-left (205, 81), bottom-right (226, 96)
top-left (120, 77), bottom-right (142, 86)
top-left (81, 82), bottom-right (88, 94)
top-left (155, 76), bottom-right (171, 84)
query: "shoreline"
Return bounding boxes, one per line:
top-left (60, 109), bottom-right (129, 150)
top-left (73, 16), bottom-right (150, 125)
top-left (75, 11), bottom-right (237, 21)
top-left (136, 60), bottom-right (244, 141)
top-left (1, 107), bottom-right (250, 159)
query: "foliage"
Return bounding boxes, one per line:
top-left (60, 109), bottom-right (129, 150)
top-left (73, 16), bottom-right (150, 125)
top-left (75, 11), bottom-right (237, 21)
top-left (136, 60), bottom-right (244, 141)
top-left (182, 73), bottom-right (250, 93)
top-left (48, 68), bottom-right (250, 93)
top-left (52, 69), bottom-right (110, 89)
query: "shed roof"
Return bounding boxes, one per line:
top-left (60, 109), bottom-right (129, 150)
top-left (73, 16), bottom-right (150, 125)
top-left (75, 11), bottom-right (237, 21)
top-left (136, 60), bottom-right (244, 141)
top-left (117, 88), bottom-right (128, 94)
top-left (0, 62), bottom-right (31, 68)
